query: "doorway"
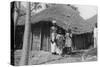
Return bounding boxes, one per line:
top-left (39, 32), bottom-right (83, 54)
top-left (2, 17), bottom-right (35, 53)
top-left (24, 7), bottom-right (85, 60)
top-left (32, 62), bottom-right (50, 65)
top-left (31, 21), bottom-right (53, 51)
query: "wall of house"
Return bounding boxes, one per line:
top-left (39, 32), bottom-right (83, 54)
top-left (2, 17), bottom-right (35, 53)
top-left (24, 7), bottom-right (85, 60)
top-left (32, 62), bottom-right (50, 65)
top-left (31, 21), bottom-right (52, 51)
top-left (72, 32), bottom-right (94, 50)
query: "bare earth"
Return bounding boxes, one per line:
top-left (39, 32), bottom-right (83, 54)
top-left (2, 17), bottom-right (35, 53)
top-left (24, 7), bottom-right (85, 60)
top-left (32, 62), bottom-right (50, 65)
top-left (14, 49), bottom-right (97, 65)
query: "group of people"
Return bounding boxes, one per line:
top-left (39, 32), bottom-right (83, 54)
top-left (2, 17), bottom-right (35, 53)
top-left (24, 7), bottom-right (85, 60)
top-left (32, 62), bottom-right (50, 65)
top-left (50, 26), bottom-right (72, 57)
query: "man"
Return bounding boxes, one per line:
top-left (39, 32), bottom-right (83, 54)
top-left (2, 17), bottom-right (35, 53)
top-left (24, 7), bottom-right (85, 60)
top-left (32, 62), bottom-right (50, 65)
top-left (50, 26), bottom-right (57, 55)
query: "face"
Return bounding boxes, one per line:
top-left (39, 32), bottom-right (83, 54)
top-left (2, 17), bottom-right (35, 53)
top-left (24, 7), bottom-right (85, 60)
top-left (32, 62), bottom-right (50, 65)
top-left (66, 33), bottom-right (70, 36)
top-left (52, 20), bottom-right (56, 24)
top-left (51, 26), bottom-right (57, 32)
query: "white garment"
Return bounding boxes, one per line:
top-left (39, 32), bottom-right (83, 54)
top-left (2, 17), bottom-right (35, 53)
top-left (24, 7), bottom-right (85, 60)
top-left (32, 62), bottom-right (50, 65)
top-left (51, 42), bottom-right (56, 53)
top-left (56, 47), bottom-right (62, 55)
top-left (51, 32), bottom-right (56, 41)
top-left (51, 32), bottom-right (57, 53)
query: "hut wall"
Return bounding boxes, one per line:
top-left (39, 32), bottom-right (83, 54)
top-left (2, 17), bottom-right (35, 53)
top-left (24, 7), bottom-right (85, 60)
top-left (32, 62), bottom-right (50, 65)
top-left (72, 32), bottom-right (93, 50)
top-left (31, 24), bottom-right (41, 51)
top-left (31, 21), bottom-right (52, 51)
top-left (40, 22), bottom-right (51, 51)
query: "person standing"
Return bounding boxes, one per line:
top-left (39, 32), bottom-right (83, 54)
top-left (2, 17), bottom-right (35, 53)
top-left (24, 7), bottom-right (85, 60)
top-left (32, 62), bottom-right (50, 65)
top-left (50, 21), bottom-right (57, 55)
top-left (56, 30), bottom-right (65, 55)
top-left (64, 32), bottom-right (72, 55)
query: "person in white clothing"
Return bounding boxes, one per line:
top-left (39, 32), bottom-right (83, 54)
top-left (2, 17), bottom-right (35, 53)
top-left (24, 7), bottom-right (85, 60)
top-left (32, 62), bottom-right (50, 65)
top-left (50, 26), bottom-right (57, 55)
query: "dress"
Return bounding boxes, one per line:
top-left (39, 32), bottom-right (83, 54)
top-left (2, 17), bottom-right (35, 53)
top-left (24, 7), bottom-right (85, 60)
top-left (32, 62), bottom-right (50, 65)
top-left (56, 34), bottom-right (65, 55)
top-left (64, 37), bottom-right (72, 54)
top-left (65, 37), bottom-right (72, 47)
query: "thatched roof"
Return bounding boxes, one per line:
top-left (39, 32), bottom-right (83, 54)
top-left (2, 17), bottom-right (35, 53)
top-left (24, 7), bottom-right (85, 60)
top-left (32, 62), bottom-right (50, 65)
top-left (17, 5), bottom-right (97, 34)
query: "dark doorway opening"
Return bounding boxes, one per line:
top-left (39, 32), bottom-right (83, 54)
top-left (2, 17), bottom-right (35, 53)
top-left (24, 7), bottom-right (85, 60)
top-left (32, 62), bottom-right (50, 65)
top-left (15, 25), bottom-right (25, 50)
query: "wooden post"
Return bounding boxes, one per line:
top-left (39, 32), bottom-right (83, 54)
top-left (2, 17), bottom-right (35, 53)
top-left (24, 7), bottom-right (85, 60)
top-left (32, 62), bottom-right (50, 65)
top-left (94, 28), bottom-right (97, 48)
top-left (19, 2), bottom-right (31, 65)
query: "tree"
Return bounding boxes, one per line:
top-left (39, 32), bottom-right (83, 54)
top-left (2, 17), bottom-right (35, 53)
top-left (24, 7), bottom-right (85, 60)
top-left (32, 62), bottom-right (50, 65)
top-left (19, 2), bottom-right (31, 65)
top-left (13, 1), bottom-right (21, 31)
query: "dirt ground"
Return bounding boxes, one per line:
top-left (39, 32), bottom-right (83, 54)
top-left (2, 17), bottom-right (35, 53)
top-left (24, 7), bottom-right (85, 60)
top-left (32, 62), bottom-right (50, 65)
top-left (14, 48), bottom-right (97, 65)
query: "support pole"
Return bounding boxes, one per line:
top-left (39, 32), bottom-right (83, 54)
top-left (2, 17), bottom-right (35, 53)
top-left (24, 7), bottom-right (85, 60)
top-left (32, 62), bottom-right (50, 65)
top-left (19, 2), bottom-right (31, 65)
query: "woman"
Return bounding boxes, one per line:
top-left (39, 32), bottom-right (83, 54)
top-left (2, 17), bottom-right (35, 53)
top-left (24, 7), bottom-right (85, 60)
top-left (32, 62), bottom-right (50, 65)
top-left (63, 32), bottom-right (72, 55)
top-left (56, 31), bottom-right (65, 55)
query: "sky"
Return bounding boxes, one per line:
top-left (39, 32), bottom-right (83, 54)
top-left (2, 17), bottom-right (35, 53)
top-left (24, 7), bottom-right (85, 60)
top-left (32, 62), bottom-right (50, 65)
top-left (73, 5), bottom-right (97, 20)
